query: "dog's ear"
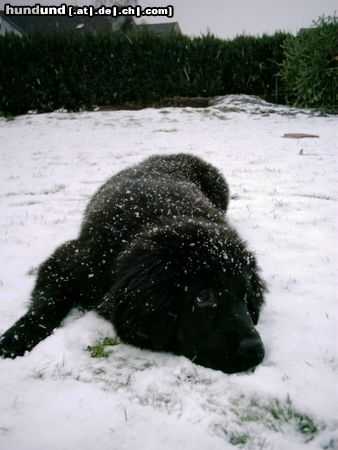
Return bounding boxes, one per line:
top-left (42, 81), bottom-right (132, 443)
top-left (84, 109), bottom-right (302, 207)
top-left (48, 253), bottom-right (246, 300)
top-left (244, 253), bottom-right (267, 325)
top-left (98, 244), bottom-right (178, 351)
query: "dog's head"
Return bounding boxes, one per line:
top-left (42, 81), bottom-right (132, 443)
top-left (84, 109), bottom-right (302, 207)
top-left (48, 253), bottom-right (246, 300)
top-left (99, 219), bottom-right (266, 374)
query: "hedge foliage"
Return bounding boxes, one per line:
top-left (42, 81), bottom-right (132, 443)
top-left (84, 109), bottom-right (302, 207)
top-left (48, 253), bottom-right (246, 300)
top-left (0, 29), bottom-right (289, 115)
top-left (280, 15), bottom-right (338, 111)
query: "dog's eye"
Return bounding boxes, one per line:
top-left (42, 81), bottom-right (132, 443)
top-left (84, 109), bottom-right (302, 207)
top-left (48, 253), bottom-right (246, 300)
top-left (195, 290), bottom-right (216, 307)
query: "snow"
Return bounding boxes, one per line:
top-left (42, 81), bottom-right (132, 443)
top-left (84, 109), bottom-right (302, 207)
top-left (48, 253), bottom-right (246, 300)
top-left (0, 96), bottom-right (337, 450)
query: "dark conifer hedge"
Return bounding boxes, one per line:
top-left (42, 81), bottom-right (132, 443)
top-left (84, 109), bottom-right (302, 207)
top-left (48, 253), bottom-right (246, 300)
top-left (279, 15), bottom-right (337, 111)
top-left (0, 29), bottom-right (289, 115)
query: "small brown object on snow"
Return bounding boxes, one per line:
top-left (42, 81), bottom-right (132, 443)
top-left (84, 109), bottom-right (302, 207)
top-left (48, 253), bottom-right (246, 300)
top-left (283, 133), bottom-right (319, 139)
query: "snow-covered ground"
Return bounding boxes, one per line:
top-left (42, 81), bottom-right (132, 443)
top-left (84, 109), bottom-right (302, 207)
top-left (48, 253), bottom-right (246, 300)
top-left (0, 96), bottom-right (337, 450)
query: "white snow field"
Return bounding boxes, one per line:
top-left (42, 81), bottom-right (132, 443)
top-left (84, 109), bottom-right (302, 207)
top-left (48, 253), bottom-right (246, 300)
top-left (0, 96), bottom-right (337, 450)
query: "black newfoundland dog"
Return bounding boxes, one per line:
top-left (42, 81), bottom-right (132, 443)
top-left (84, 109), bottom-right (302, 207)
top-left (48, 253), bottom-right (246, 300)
top-left (0, 154), bottom-right (266, 373)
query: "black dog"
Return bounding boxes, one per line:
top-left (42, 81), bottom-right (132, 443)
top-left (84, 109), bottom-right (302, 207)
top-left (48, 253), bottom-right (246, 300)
top-left (0, 154), bottom-right (266, 373)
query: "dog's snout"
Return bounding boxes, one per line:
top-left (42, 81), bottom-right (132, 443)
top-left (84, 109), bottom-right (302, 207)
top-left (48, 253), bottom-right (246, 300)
top-left (238, 336), bottom-right (265, 366)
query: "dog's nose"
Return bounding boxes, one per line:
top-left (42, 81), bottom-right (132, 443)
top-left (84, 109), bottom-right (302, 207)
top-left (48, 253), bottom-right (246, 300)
top-left (238, 336), bottom-right (265, 365)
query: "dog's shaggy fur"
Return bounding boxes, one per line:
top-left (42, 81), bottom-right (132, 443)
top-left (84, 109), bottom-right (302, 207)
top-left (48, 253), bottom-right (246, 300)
top-left (0, 154), bottom-right (266, 373)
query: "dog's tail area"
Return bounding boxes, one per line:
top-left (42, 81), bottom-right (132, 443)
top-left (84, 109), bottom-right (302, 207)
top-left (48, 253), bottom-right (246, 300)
top-left (0, 240), bottom-right (80, 358)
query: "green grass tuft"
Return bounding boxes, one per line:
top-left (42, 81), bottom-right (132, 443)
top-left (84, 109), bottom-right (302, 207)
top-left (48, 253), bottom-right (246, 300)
top-left (266, 396), bottom-right (318, 436)
top-left (228, 394), bottom-right (321, 447)
top-left (0, 112), bottom-right (15, 121)
top-left (229, 432), bottom-right (249, 446)
top-left (89, 337), bottom-right (120, 358)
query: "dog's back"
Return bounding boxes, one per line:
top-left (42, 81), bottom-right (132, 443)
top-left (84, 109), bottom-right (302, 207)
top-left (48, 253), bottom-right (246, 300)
top-left (81, 153), bottom-right (229, 241)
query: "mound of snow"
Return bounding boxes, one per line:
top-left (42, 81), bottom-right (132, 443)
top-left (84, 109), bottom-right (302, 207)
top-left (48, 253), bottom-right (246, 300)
top-left (210, 94), bottom-right (325, 116)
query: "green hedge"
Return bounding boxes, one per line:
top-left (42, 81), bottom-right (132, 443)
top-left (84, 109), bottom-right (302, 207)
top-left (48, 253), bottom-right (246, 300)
top-left (279, 15), bottom-right (338, 111)
top-left (0, 29), bottom-right (289, 115)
